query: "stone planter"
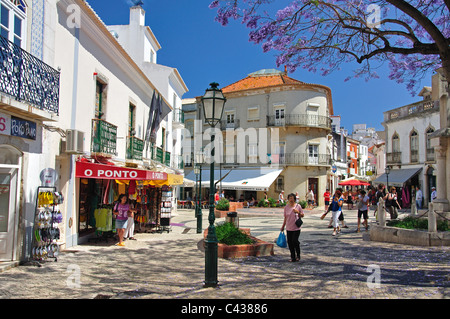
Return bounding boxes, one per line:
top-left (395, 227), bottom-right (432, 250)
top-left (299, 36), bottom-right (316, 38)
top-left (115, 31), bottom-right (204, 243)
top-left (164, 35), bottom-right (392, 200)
top-left (203, 228), bottom-right (274, 259)
top-left (215, 202), bottom-right (244, 218)
top-left (369, 225), bottom-right (450, 246)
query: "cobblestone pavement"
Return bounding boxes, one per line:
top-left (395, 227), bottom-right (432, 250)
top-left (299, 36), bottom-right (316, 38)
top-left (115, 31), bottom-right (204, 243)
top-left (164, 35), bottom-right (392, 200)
top-left (0, 207), bottom-right (448, 299)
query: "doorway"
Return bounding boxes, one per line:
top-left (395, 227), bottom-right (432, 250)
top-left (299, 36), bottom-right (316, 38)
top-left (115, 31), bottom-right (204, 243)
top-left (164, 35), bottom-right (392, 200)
top-left (0, 145), bottom-right (22, 261)
top-left (308, 177), bottom-right (319, 206)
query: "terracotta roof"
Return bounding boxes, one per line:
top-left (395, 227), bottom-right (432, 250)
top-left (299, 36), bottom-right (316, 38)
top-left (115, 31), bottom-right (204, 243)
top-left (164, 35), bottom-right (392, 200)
top-left (221, 69), bottom-right (334, 115)
top-left (222, 69), bottom-right (304, 93)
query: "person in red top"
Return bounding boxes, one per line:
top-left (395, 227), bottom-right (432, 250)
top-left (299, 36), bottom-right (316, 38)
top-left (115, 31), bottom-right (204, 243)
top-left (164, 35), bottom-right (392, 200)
top-left (323, 189), bottom-right (331, 212)
top-left (214, 191), bottom-right (220, 204)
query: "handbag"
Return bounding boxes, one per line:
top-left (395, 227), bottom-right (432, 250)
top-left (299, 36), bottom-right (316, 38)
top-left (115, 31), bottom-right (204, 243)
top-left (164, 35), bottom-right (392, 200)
top-left (295, 217), bottom-right (303, 227)
top-left (276, 231), bottom-right (287, 248)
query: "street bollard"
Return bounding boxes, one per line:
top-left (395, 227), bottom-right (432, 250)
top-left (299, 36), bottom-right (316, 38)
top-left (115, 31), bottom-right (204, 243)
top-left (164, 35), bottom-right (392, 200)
top-left (428, 202), bottom-right (437, 233)
top-left (378, 198), bottom-right (386, 227)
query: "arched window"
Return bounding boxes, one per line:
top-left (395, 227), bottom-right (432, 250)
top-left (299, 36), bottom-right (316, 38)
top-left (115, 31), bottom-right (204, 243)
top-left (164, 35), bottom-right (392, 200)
top-left (410, 130), bottom-right (418, 162)
top-left (426, 127), bottom-right (435, 161)
top-left (392, 133), bottom-right (400, 152)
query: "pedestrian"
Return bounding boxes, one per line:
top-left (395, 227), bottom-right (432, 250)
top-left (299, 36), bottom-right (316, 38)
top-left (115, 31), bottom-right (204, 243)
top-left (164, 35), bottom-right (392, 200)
top-left (214, 190), bottom-right (220, 204)
top-left (321, 188), bottom-right (344, 236)
top-left (415, 186), bottom-right (423, 209)
top-left (124, 203), bottom-right (137, 241)
top-left (307, 188), bottom-right (314, 209)
top-left (295, 191), bottom-right (300, 203)
top-left (323, 188), bottom-right (331, 212)
top-left (385, 186), bottom-right (400, 219)
top-left (373, 184), bottom-right (386, 219)
top-left (431, 187), bottom-right (437, 201)
top-left (280, 193), bottom-right (304, 262)
top-left (327, 188), bottom-right (348, 229)
top-left (113, 194), bottom-right (130, 246)
top-left (279, 190), bottom-right (285, 204)
top-left (356, 190), bottom-right (369, 232)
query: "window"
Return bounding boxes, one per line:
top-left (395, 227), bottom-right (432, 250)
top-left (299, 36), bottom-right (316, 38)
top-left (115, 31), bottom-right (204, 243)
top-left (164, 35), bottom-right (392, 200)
top-left (1, 5), bottom-right (9, 39)
top-left (95, 81), bottom-right (106, 119)
top-left (0, 1), bottom-right (25, 47)
top-left (275, 176), bottom-right (284, 192)
top-left (308, 144), bottom-right (319, 164)
top-left (410, 130), bottom-right (418, 162)
top-left (128, 103), bottom-right (136, 136)
top-left (426, 127), bottom-right (435, 161)
top-left (13, 14), bottom-right (20, 46)
top-left (392, 133), bottom-right (400, 152)
top-left (247, 106), bottom-right (259, 121)
top-left (226, 112), bottom-right (235, 124)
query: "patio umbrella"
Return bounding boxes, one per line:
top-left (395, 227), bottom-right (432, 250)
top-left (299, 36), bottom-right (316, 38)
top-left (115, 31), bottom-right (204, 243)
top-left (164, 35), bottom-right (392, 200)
top-left (338, 178), bottom-right (370, 186)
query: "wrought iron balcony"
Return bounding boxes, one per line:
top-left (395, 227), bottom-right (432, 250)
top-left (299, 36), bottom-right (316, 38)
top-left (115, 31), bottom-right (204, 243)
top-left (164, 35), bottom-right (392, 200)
top-left (91, 119), bottom-right (117, 155)
top-left (221, 153), bottom-right (331, 166)
top-left (426, 148), bottom-right (435, 162)
top-left (386, 152), bottom-right (402, 164)
top-left (0, 35), bottom-right (60, 114)
top-left (126, 136), bottom-right (144, 161)
top-left (220, 119), bottom-right (240, 130)
top-left (267, 114), bottom-right (331, 130)
top-left (173, 109), bottom-right (184, 124)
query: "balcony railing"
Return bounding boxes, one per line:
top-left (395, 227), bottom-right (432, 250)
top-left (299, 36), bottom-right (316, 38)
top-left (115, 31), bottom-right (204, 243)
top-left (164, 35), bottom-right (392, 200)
top-left (164, 151), bottom-right (171, 167)
top-left (385, 99), bottom-right (438, 123)
top-left (91, 119), bottom-right (117, 155)
top-left (220, 119), bottom-right (240, 130)
top-left (267, 114), bottom-right (331, 129)
top-left (173, 109), bottom-right (184, 124)
top-left (126, 136), bottom-right (144, 161)
top-left (410, 149), bottom-right (419, 163)
top-left (426, 148), bottom-right (435, 162)
top-left (386, 152), bottom-right (402, 164)
top-left (0, 35), bottom-right (60, 114)
top-left (221, 153), bottom-right (331, 166)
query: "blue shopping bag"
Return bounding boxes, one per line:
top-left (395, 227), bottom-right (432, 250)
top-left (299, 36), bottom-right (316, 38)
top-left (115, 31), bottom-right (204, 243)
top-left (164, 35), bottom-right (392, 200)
top-left (276, 231), bottom-right (287, 248)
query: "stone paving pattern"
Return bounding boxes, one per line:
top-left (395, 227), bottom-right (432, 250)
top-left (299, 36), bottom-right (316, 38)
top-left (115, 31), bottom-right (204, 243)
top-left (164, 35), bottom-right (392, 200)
top-left (0, 207), bottom-right (448, 299)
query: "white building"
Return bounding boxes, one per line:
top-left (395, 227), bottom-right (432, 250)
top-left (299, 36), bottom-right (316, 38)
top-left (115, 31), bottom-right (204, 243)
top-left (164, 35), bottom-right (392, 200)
top-left (377, 81), bottom-right (440, 206)
top-left (185, 69), bottom-right (334, 206)
top-left (0, 0), bottom-right (185, 264)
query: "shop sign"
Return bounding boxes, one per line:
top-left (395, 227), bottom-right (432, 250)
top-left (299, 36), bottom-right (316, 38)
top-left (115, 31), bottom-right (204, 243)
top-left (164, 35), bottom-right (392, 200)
top-left (0, 112), bottom-right (37, 140)
top-left (76, 161), bottom-right (167, 181)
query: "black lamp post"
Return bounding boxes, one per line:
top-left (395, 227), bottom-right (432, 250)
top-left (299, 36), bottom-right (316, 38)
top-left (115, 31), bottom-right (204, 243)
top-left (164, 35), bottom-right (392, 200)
top-left (385, 165), bottom-right (391, 190)
top-left (201, 82), bottom-right (226, 288)
top-left (194, 151), bottom-right (204, 234)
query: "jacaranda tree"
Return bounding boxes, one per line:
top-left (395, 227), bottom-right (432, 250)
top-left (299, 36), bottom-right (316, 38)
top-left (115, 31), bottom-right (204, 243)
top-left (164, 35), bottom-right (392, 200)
top-left (209, 0), bottom-right (450, 94)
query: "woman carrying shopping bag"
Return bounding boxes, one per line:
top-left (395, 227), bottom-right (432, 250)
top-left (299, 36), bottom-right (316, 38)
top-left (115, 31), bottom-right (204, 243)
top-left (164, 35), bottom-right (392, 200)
top-left (281, 193), bottom-right (304, 262)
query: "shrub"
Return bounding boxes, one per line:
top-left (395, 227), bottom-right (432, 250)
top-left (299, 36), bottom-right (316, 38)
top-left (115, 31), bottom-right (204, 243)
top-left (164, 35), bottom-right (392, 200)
top-left (387, 216), bottom-right (449, 231)
top-left (298, 200), bottom-right (307, 209)
top-left (215, 198), bottom-right (230, 211)
top-left (258, 198), bottom-right (268, 207)
top-left (215, 222), bottom-right (254, 245)
top-left (268, 197), bottom-right (277, 207)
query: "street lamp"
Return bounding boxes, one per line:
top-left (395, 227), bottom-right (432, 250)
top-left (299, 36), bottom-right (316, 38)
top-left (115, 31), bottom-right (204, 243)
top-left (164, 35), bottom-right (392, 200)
top-left (194, 151), bottom-right (204, 234)
top-left (201, 82), bottom-right (226, 288)
top-left (385, 165), bottom-right (391, 190)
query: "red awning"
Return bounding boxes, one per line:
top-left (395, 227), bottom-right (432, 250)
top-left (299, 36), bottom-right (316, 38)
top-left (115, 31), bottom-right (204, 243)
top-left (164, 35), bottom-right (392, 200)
top-left (75, 161), bottom-right (167, 181)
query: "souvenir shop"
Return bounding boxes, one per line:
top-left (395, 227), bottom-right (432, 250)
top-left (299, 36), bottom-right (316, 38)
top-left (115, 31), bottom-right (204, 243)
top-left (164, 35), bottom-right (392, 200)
top-left (75, 160), bottom-right (181, 243)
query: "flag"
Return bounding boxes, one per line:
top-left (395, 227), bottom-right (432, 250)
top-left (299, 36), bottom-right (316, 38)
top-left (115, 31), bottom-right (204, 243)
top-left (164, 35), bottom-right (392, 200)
top-left (150, 94), bottom-right (171, 143)
top-left (145, 90), bottom-right (157, 150)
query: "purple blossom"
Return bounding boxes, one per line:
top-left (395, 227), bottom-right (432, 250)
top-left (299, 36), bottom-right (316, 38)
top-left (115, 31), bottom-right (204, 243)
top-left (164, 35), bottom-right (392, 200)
top-left (209, 0), bottom-right (449, 93)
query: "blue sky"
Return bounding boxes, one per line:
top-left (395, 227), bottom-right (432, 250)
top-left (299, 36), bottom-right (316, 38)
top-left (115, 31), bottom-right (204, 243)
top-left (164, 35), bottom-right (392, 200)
top-left (87, 0), bottom-right (434, 132)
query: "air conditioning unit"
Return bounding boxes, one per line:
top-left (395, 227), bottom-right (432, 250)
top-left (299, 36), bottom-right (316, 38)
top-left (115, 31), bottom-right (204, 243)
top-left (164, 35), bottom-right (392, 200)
top-left (65, 129), bottom-right (85, 154)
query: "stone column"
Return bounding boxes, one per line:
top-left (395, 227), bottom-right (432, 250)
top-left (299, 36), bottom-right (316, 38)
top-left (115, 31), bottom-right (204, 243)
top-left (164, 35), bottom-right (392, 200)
top-left (433, 144), bottom-right (449, 212)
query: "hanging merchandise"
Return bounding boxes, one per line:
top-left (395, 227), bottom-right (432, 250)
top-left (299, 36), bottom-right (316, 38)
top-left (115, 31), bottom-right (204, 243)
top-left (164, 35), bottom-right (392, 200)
top-left (159, 185), bottom-right (172, 233)
top-left (31, 186), bottom-right (64, 263)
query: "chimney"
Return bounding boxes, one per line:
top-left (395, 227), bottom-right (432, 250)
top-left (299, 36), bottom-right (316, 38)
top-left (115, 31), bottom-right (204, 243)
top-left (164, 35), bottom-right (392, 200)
top-left (130, 5), bottom-right (145, 27)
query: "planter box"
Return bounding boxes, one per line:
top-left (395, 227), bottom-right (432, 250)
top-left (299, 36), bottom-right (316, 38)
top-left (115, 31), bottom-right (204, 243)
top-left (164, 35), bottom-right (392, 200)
top-left (369, 225), bottom-right (450, 246)
top-left (215, 202), bottom-right (244, 218)
top-left (203, 228), bottom-right (274, 259)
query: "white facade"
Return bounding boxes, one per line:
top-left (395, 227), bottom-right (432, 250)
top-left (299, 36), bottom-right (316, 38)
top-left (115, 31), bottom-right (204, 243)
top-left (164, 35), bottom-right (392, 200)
top-left (107, 6), bottom-right (188, 166)
top-left (0, 0), bottom-right (186, 262)
top-left (382, 83), bottom-right (440, 205)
